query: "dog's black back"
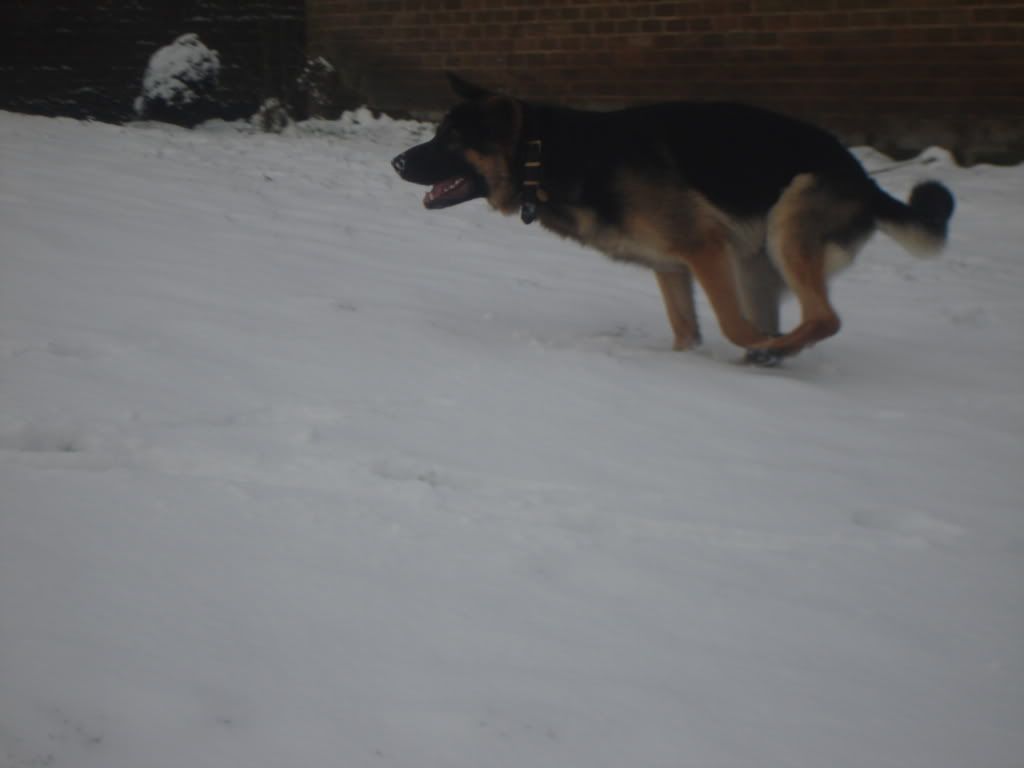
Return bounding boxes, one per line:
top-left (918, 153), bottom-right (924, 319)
top-left (526, 101), bottom-right (872, 225)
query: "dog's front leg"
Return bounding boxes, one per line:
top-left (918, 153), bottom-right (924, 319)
top-left (681, 241), bottom-right (775, 351)
top-left (654, 269), bottom-right (702, 350)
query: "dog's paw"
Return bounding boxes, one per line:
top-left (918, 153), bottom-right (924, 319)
top-left (743, 347), bottom-right (785, 367)
top-left (672, 335), bottom-right (702, 352)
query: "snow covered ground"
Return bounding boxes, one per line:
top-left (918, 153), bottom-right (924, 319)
top-left (1, 109), bottom-right (1021, 768)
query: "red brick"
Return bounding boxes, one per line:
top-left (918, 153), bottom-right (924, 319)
top-left (308, 0), bottom-right (1024, 160)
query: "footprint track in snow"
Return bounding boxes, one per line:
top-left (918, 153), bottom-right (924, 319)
top-left (849, 507), bottom-right (964, 548)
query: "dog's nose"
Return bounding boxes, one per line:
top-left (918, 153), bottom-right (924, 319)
top-left (391, 153), bottom-right (406, 176)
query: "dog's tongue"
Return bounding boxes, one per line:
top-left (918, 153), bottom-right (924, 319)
top-left (423, 176), bottom-right (467, 208)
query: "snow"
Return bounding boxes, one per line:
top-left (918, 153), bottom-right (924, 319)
top-left (135, 33), bottom-right (220, 115)
top-left (0, 109), bottom-right (1022, 768)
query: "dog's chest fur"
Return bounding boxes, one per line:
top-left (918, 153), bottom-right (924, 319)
top-left (538, 205), bottom-right (674, 269)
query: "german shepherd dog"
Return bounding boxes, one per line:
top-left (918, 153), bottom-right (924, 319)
top-left (392, 75), bottom-right (955, 365)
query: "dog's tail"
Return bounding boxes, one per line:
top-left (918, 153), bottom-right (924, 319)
top-left (873, 180), bottom-right (955, 258)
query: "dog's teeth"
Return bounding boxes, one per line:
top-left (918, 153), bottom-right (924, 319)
top-left (424, 177), bottom-right (466, 207)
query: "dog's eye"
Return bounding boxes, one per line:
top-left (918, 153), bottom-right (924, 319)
top-left (435, 118), bottom-right (459, 144)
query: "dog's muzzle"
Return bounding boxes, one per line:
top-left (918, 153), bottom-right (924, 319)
top-left (391, 141), bottom-right (485, 209)
top-left (390, 143), bottom-right (449, 185)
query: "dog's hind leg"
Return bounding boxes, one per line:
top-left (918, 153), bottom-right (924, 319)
top-left (734, 243), bottom-right (784, 336)
top-left (747, 241), bottom-right (841, 358)
top-left (654, 269), bottom-right (702, 350)
top-left (746, 175), bottom-right (865, 358)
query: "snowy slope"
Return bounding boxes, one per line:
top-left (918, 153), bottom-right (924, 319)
top-left (0, 110), bottom-right (1022, 768)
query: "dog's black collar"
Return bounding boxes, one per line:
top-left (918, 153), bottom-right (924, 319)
top-left (520, 137), bottom-right (546, 224)
top-left (518, 105), bottom-right (549, 224)
top-left (520, 138), bottom-right (543, 224)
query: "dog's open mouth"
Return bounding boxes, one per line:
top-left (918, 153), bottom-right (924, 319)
top-left (423, 176), bottom-right (478, 209)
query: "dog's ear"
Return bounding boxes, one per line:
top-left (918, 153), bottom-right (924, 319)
top-left (447, 72), bottom-right (492, 102)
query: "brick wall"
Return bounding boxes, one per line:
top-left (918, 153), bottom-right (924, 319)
top-left (308, 0), bottom-right (1024, 162)
top-left (3, 0), bottom-right (305, 124)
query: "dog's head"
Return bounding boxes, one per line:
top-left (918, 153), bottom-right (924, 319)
top-left (391, 74), bottom-right (523, 214)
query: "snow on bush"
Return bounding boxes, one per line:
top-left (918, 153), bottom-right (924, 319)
top-left (251, 97), bottom-right (292, 134)
top-left (135, 33), bottom-right (221, 127)
top-left (297, 56), bottom-right (338, 117)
